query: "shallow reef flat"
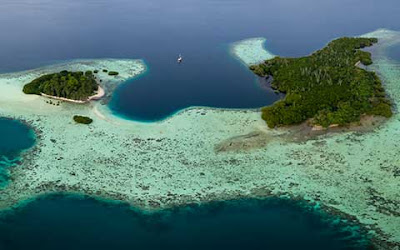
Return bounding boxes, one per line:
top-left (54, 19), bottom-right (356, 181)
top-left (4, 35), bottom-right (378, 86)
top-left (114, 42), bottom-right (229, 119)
top-left (0, 59), bottom-right (146, 114)
top-left (0, 31), bottom-right (399, 248)
top-left (231, 37), bottom-right (275, 66)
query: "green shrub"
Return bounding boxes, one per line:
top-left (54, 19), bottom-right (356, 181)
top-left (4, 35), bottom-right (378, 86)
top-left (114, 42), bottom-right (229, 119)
top-left (108, 71), bottom-right (119, 76)
top-left (367, 102), bottom-right (393, 118)
top-left (73, 115), bottom-right (93, 124)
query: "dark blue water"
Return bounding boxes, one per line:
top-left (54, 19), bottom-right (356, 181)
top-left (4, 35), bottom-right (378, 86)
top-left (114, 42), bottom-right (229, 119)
top-left (0, 118), bottom-right (35, 187)
top-left (0, 119), bottom-right (374, 249)
top-left (388, 44), bottom-right (400, 61)
top-left (0, 195), bottom-right (370, 250)
top-left (0, 0), bottom-right (398, 248)
top-left (1, 0), bottom-right (399, 120)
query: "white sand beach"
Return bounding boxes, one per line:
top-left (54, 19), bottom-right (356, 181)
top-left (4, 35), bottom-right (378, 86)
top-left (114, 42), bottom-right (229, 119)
top-left (40, 85), bottom-right (105, 104)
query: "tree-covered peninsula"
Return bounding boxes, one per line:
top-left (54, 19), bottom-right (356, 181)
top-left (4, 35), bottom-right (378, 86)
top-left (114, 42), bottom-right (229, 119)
top-left (250, 37), bottom-right (392, 128)
top-left (23, 70), bottom-right (98, 101)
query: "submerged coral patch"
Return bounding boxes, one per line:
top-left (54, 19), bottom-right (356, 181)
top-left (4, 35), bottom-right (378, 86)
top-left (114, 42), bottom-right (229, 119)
top-left (0, 31), bottom-right (399, 247)
top-left (0, 118), bottom-right (35, 187)
top-left (231, 38), bottom-right (275, 66)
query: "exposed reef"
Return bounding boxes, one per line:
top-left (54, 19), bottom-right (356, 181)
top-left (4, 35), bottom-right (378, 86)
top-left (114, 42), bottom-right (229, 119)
top-left (0, 32), bottom-right (399, 248)
top-left (231, 38), bottom-right (275, 66)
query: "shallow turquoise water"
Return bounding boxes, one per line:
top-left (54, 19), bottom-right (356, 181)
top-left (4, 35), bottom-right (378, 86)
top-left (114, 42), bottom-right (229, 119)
top-left (0, 0), bottom-right (398, 248)
top-left (0, 195), bottom-right (370, 250)
top-left (0, 118), bottom-right (35, 187)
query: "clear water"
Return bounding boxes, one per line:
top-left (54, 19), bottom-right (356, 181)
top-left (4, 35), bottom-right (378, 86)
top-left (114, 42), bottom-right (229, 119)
top-left (0, 0), bottom-right (399, 248)
top-left (1, 0), bottom-right (399, 120)
top-left (388, 44), bottom-right (400, 61)
top-left (0, 195), bottom-right (369, 250)
top-left (0, 118), bottom-right (35, 186)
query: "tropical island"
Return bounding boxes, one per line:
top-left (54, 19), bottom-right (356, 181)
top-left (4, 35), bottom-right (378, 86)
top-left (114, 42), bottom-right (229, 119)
top-left (250, 37), bottom-right (393, 128)
top-left (0, 33), bottom-right (399, 248)
top-left (23, 70), bottom-right (104, 103)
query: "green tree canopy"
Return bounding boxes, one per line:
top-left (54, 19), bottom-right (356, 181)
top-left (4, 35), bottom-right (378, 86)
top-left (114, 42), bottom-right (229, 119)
top-left (23, 70), bottom-right (98, 101)
top-left (250, 37), bottom-right (392, 128)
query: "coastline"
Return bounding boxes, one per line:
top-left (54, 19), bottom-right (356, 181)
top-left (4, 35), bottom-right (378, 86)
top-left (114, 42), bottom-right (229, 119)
top-left (0, 31), bottom-right (399, 248)
top-left (40, 85), bottom-right (105, 104)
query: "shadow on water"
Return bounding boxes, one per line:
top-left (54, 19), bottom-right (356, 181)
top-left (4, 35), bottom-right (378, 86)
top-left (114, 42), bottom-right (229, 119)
top-left (0, 194), bottom-right (371, 250)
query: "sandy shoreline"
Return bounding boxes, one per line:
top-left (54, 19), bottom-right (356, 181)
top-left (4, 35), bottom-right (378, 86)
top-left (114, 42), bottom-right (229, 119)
top-left (0, 31), bottom-right (399, 248)
top-left (89, 85), bottom-right (105, 101)
top-left (40, 85), bottom-right (105, 104)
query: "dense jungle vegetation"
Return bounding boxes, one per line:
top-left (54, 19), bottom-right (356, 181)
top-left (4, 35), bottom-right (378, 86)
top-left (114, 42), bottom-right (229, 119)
top-left (73, 115), bottom-right (93, 124)
top-left (23, 70), bottom-right (98, 101)
top-left (250, 37), bottom-right (392, 128)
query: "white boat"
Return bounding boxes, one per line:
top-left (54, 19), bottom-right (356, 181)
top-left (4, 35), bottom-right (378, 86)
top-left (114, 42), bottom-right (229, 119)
top-left (177, 54), bottom-right (183, 63)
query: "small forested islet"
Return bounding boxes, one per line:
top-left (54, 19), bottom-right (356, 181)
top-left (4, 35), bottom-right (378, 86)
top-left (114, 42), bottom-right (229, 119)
top-left (23, 70), bottom-right (98, 101)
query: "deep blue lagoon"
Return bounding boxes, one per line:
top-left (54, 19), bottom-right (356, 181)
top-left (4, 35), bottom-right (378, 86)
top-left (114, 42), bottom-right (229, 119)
top-left (0, 0), bottom-right (400, 249)
top-left (1, 0), bottom-right (400, 121)
top-left (0, 118), bottom-right (35, 186)
top-left (0, 196), bottom-right (369, 250)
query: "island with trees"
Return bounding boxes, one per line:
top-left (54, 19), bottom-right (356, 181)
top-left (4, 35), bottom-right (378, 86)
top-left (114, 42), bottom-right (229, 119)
top-left (250, 37), bottom-right (392, 128)
top-left (23, 70), bottom-right (102, 102)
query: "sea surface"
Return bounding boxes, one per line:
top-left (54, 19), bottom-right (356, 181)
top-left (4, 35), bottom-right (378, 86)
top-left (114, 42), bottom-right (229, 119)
top-left (1, 0), bottom-right (400, 249)
top-left (0, 195), bottom-right (369, 250)
top-left (0, 118), bottom-right (35, 187)
top-left (0, 121), bottom-right (372, 250)
top-left (389, 43), bottom-right (400, 61)
top-left (1, 0), bottom-right (400, 121)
